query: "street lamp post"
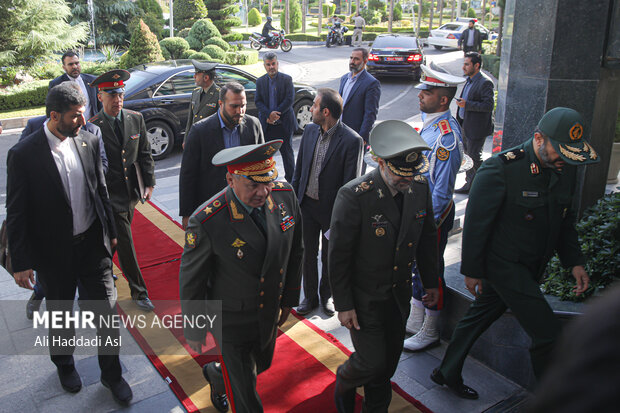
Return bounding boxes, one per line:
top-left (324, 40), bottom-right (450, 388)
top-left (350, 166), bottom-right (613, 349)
top-left (169, 0), bottom-right (174, 38)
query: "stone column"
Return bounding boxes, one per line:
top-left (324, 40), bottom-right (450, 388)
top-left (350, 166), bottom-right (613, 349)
top-left (494, 0), bottom-right (620, 212)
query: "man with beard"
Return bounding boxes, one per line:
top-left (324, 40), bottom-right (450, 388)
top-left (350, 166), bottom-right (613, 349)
top-left (431, 107), bottom-right (598, 399)
top-left (180, 82), bottom-right (264, 229)
top-left (7, 82), bottom-right (132, 405)
top-left (329, 120), bottom-right (439, 412)
top-left (403, 62), bottom-right (465, 352)
top-left (49, 51), bottom-right (101, 120)
top-left (180, 141), bottom-right (303, 413)
top-left (90, 69), bottom-right (156, 312)
top-left (338, 48), bottom-right (380, 167)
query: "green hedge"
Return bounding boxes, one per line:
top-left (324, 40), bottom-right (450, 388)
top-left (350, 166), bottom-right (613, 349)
top-left (481, 54), bottom-right (500, 79)
top-left (0, 80), bottom-right (49, 111)
top-left (223, 32), bottom-right (244, 42)
top-left (285, 32), bottom-right (379, 41)
top-left (224, 49), bottom-right (258, 65)
top-left (201, 45), bottom-right (226, 60)
top-left (205, 37), bottom-right (230, 51)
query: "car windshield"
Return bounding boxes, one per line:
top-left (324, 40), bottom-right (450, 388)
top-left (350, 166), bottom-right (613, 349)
top-left (125, 70), bottom-right (156, 94)
top-left (372, 36), bottom-right (419, 49)
top-left (438, 23), bottom-right (465, 31)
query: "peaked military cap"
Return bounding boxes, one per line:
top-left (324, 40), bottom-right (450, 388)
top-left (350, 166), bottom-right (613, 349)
top-left (370, 120), bottom-right (431, 177)
top-left (537, 107), bottom-right (599, 165)
top-left (212, 140), bottom-right (283, 183)
top-left (90, 69), bottom-right (130, 93)
top-left (192, 60), bottom-right (218, 73)
top-left (416, 61), bottom-right (466, 90)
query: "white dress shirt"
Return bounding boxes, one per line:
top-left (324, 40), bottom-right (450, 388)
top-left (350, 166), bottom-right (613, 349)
top-left (44, 121), bottom-right (95, 235)
top-left (70, 75), bottom-right (93, 119)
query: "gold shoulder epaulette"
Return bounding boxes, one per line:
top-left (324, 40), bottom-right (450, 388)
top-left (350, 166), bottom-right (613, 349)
top-left (272, 181), bottom-right (293, 191)
top-left (196, 193), bottom-right (227, 223)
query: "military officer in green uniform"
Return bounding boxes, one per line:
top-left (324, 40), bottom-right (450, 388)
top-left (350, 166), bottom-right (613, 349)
top-left (185, 60), bottom-right (220, 138)
top-left (180, 141), bottom-right (304, 413)
top-left (431, 107), bottom-right (599, 399)
top-left (90, 69), bottom-right (156, 311)
top-left (329, 120), bottom-right (440, 413)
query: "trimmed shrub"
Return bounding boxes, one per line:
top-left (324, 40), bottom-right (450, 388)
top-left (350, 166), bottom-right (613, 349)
top-left (248, 7), bottom-right (262, 26)
top-left (173, 0), bottom-right (209, 30)
top-left (201, 45), bottom-right (226, 60)
top-left (205, 37), bottom-right (230, 51)
top-left (0, 80), bottom-right (49, 110)
top-left (178, 28), bottom-right (192, 38)
top-left (187, 18), bottom-right (222, 50)
top-left (123, 19), bottom-right (165, 68)
top-left (188, 51), bottom-right (212, 60)
top-left (280, 0), bottom-right (302, 32)
top-left (262, 4), bottom-right (269, 16)
top-left (160, 37), bottom-right (191, 59)
top-left (223, 49), bottom-right (258, 65)
top-left (223, 32), bottom-right (244, 42)
top-left (182, 49), bottom-right (198, 59)
top-left (467, 7), bottom-right (477, 18)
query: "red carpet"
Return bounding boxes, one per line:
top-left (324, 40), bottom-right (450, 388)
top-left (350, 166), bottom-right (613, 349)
top-left (111, 202), bottom-right (432, 413)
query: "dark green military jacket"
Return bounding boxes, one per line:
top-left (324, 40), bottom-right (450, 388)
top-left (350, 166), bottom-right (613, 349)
top-left (461, 138), bottom-right (585, 283)
top-left (185, 83), bottom-right (220, 137)
top-left (179, 182), bottom-right (304, 361)
top-left (328, 168), bottom-right (439, 323)
top-left (90, 109), bottom-right (156, 212)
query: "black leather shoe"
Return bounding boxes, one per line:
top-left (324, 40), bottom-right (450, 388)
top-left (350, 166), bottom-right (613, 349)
top-left (296, 298), bottom-right (318, 316)
top-left (102, 377), bottom-right (133, 405)
top-left (321, 297), bottom-right (336, 317)
top-left (430, 368), bottom-right (478, 399)
top-left (454, 185), bottom-right (470, 194)
top-left (203, 364), bottom-right (229, 412)
top-left (57, 367), bottom-right (82, 393)
top-left (26, 292), bottom-right (42, 320)
top-left (134, 297), bottom-right (155, 311)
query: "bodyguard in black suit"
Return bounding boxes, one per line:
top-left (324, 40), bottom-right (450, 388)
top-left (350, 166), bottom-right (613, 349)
top-left (7, 83), bottom-right (132, 405)
top-left (458, 20), bottom-right (482, 54)
top-left (455, 52), bottom-right (494, 194)
top-left (291, 88), bottom-right (363, 316)
top-left (255, 52), bottom-right (297, 182)
top-left (180, 82), bottom-right (264, 229)
top-left (49, 51), bottom-right (101, 120)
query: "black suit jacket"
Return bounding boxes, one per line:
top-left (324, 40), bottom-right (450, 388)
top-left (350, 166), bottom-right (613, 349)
top-left (6, 128), bottom-right (116, 274)
top-left (21, 116), bottom-right (108, 173)
top-left (291, 122), bottom-right (363, 224)
top-left (338, 70), bottom-right (381, 143)
top-left (458, 28), bottom-right (482, 51)
top-left (179, 113), bottom-right (265, 217)
top-left (457, 71), bottom-right (494, 141)
top-left (49, 73), bottom-right (102, 118)
top-left (255, 72), bottom-right (297, 138)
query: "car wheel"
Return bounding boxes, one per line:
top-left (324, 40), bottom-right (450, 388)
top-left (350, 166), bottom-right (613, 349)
top-left (433, 45), bottom-right (443, 50)
top-left (250, 39), bottom-right (262, 50)
top-left (294, 99), bottom-right (313, 134)
top-left (146, 120), bottom-right (174, 160)
top-left (280, 39), bottom-right (292, 52)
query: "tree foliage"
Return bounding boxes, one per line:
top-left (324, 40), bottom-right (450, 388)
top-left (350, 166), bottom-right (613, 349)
top-left (121, 19), bottom-right (164, 68)
top-left (173, 0), bottom-right (209, 31)
top-left (137, 0), bottom-right (165, 39)
top-left (203, 0), bottom-right (242, 35)
top-left (71, 0), bottom-right (140, 47)
top-left (0, 0), bottom-right (89, 67)
top-left (159, 37), bottom-right (191, 59)
top-left (280, 0), bottom-right (302, 32)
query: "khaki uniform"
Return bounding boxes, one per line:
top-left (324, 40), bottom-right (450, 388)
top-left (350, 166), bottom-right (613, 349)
top-left (352, 15), bottom-right (366, 46)
top-left (185, 83), bottom-right (220, 137)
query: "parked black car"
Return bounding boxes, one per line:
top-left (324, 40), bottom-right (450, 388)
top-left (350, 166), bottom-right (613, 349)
top-left (366, 34), bottom-right (426, 80)
top-left (122, 60), bottom-right (317, 160)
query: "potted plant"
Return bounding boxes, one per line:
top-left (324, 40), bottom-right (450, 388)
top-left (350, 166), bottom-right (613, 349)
top-left (607, 109), bottom-right (620, 184)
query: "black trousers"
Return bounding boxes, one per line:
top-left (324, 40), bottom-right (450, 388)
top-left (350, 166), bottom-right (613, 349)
top-left (266, 123), bottom-right (295, 182)
top-left (114, 208), bottom-right (148, 300)
top-left (335, 297), bottom-right (404, 412)
top-left (37, 221), bottom-right (121, 382)
top-left (300, 198), bottom-right (332, 304)
top-left (462, 134), bottom-right (486, 187)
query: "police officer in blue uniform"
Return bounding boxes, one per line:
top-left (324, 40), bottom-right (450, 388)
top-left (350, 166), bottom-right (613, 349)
top-left (404, 62), bottom-right (466, 352)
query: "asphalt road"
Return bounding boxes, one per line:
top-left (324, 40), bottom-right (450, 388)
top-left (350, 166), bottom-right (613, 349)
top-left (0, 45), bottom-right (465, 216)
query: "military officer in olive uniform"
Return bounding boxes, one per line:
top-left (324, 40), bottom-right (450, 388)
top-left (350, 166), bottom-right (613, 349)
top-left (431, 107), bottom-right (598, 399)
top-left (180, 141), bottom-right (304, 413)
top-left (185, 60), bottom-right (220, 138)
top-left (90, 69), bottom-right (156, 312)
top-left (329, 120), bottom-right (440, 413)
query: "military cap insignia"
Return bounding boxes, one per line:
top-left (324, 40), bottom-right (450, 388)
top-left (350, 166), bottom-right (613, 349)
top-left (559, 145), bottom-right (586, 162)
top-left (112, 73), bottom-right (121, 79)
top-left (569, 123), bottom-right (583, 141)
top-left (232, 238), bottom-right (246, 248)
top-left (436, 147), bottom-right (450, 161)
top-left (530, 163), bottom-right (540, 175)
top-left (499, 149), bottom-right (525, 163)
top-left (229, 200), bottom-right (244, 220)
top-left (265, 146), bottom-right (277, 156)
top-left (583, 142), bottom-right (598, 160)
top-left (437, 120), bottom-right (452, 136)
top-left (185, 232), bottom-right (197, 248)
top-left (413, 175), bottom-right (427, 183)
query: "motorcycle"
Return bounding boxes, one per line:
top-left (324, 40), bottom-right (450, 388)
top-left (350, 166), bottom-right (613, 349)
top-left (249, 29), bottom-right (293, 52)
top-left (326, 22), bottom-right (348, 48)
